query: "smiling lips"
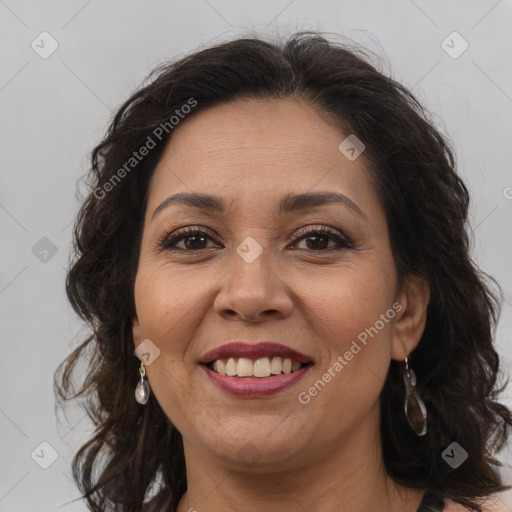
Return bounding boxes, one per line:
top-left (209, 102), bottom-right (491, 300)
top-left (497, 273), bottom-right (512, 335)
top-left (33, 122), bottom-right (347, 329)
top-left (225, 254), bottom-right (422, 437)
top-left (211, 356), bottom-right (304, 378)
top-left (199, 342), bottom-right (314, 397)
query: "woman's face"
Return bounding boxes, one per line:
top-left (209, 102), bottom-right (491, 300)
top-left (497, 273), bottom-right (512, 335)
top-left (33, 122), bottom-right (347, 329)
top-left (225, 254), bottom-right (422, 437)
top-left (132, 98), bottom-right (427, 472)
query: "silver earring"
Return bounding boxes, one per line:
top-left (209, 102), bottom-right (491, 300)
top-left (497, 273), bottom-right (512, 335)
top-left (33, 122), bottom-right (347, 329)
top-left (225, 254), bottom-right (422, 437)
top-left (135, 362), bottom-right (150, 405)
top-left (403, 356), bottom-right (427, 436)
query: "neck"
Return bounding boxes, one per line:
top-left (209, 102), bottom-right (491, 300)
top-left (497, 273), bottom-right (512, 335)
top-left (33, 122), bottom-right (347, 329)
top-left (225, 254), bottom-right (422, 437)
top-left (176, 410), bottom-right (425, 512)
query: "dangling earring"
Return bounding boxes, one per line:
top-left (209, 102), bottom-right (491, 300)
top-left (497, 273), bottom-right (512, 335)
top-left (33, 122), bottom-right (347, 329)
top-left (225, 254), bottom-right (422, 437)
top-left (135, 362), bottom-right (150, 405)
top-left (403, 355), bottom-right (427, 436)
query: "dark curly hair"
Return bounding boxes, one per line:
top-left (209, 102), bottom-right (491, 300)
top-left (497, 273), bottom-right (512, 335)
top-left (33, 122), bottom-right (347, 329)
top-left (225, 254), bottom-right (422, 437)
top-left (55, 32), bottom-right (512, 512)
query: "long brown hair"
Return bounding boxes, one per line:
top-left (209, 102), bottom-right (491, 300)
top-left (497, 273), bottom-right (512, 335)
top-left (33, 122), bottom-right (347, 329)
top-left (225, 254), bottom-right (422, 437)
top-left (55, 32), bottom-right (512, 512)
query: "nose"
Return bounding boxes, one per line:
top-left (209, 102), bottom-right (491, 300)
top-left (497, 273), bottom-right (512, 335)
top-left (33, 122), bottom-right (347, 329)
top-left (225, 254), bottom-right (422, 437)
top-left (213, 247), bottom-right (294, 322)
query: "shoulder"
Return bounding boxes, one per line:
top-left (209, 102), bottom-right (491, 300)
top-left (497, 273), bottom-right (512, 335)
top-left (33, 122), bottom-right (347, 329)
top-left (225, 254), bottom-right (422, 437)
top-left (443, 496), bottom-right (510, 512)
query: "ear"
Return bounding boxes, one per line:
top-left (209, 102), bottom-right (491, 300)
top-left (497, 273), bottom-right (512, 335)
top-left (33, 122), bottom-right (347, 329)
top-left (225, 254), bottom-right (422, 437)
top-left (132, 316), bottom-right (142, 350)
top-left (391, 274), bottom-right (430, 361)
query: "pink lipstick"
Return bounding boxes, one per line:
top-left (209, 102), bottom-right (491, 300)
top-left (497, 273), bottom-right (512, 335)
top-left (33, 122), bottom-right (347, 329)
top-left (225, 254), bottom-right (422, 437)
top-left (198, 341), bottom-right (314, 397)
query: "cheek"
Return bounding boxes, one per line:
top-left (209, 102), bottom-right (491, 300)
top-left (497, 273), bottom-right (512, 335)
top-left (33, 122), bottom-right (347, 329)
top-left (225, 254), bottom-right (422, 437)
top-left (133, 268), bottom-right (190, 383)
top-left (298, 261), bottom-right (395, 345)
top-left (133, 269), bottom-right (199, 432)
top-left (295, 263), bottom-right (395, 407)
top-left (134, 263), bottom-right (212, 345)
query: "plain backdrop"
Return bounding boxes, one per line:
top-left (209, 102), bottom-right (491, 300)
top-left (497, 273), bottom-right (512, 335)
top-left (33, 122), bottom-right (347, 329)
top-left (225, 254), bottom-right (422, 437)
top-left (1, 1), bottom-right (511, 510)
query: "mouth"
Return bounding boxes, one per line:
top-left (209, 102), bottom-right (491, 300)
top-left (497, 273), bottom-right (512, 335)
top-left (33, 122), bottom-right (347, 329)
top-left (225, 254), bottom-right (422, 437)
top-left (199, 341), bottom-right (314, 378)
top-left (204, 357), bottom-right (314, 378)
top-left (198, 342), bottom-right (314, 396)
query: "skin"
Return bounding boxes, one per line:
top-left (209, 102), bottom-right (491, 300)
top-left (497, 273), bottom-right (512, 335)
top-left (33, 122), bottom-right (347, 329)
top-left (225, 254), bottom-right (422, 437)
top-left (132, 98), bottom-right (431, 512)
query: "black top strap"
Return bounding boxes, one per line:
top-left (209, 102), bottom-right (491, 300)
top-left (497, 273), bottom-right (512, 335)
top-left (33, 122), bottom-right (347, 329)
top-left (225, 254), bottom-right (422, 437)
top-left (417, 491), bottom-right (445, 512)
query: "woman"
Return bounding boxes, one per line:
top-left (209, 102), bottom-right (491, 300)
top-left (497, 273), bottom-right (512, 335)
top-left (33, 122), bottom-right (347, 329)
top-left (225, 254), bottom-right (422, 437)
top-left (55, 32), bottom-right (512, 512)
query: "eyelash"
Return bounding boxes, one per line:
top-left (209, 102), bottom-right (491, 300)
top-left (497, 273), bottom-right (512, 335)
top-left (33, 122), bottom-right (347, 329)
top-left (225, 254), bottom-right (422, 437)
top-left (157, 225), bottom-right (353, 253)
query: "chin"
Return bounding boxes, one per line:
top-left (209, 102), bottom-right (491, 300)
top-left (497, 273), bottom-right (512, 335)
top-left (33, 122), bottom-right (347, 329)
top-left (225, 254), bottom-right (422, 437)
top-left (201, 427), bottom-right (313, 472)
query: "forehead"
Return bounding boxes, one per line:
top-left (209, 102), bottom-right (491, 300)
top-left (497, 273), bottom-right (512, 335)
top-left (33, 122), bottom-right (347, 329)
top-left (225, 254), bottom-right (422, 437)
top-left (146, 98), bottom-right (383, 225)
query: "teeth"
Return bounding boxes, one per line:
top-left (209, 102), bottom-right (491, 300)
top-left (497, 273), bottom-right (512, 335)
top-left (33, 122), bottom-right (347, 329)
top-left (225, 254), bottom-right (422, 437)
top-left (225, 357), bottom-right (237, 376)
top-left (253, 357), bottom-right (271, 377)
top-left (216, 359), bottom-right (226, 375)
top-left (236, 358), bottom-right (253, 377)
top-left (270, 356), bottom-right (282, 374)
top-left (210, 356), bottom-right (306, 377)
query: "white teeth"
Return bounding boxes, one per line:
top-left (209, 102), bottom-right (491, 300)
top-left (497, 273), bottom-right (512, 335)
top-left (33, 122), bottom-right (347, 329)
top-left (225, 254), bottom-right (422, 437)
top-left (253, 357), bottom-right (271, 377)
top-left (210, 356), bottom-right (306, 377)
top-left (225, 357), bottom-right (237, 376)
top-left (236, 358), bottom-right (253, 377)
top-left (270, 356), bottom-right (282, 374)
top-left (216, 359), bottom-right (226, 375)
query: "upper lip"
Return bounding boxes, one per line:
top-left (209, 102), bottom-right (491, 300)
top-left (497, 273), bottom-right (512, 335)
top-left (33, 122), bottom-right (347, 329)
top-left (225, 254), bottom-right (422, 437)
top-left (199, 342), bottom-right (314, 365)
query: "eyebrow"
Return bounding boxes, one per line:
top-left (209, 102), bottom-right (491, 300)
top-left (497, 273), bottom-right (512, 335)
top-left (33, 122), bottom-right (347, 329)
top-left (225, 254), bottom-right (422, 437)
top-left (151, 191), bottom-right (367, 222)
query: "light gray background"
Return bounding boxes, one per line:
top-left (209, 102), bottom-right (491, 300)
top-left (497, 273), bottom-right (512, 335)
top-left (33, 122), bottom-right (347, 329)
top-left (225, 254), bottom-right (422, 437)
top-left (1, 1), bottom-right (511, 510)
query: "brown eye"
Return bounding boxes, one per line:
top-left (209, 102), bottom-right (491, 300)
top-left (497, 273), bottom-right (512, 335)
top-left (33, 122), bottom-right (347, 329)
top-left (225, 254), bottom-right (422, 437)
top-left (289, 226), bottom-right (352, 251)
top-left (158, 225), bottom-right (352, 253)
top-left (160, 227), bottom-right (220, 251)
